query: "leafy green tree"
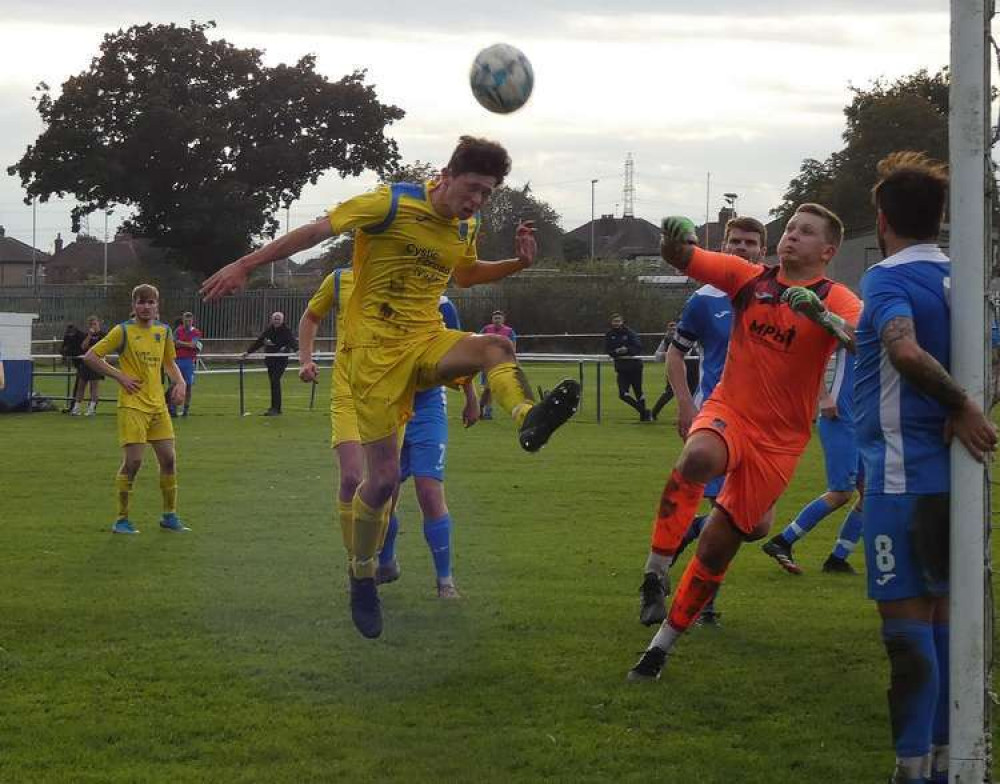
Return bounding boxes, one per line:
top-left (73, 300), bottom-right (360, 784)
top-left (9, 21), bottom-right (404, 274)
top-left (478, 184), bottom-right (563, 260)
top-left (773, 69), bottom-right (949, 231)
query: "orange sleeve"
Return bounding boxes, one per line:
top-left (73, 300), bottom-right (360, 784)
top-left (684, 247), bottom-right (761, 297)
top-left (826, 284), bottom-right (863, 327)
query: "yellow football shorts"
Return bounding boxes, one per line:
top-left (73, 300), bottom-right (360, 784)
top-left (117, 407), bottom-right (175, 447)
top-left (346, 328), bottom-right (472, 444)
top-left (330, 355), bottom-right (360, 447)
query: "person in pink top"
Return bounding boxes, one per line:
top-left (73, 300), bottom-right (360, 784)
top-left (478, 310), bottom-right (517, 419)
top-left (171, 312), bottom-right (203, 417)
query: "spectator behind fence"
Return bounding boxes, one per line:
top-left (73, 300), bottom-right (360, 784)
top-left (60, 323), bottom-right (86, 414)
top-left (477, 310), bottom-right (517, 419)
top-left (243, 311), bottom-right (298, 416)
top-left (72, 315), bottom-right (108, 416)
top-left (171, 311), bottom-right (203, 418)
top-left (605, 312), bottom-right (650, 422)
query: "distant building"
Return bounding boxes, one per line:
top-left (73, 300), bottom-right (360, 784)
top-left (45, 233), bottom-right (171, 284)
top-left (0, 226), bottom-right (50, 287)
top-left (564, 214), bottom-right (663, 262)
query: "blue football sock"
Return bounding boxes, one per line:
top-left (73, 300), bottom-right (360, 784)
top-left (378, 514), bottom-right (399, 567)
top-left (932, 624), bottom-right (949, 747)
top-left (423, 514), bottom-right (452, 580)
top-left (883, 618), bottom-right (937, 763)
top-left (674, 514), bottom-right (707, 561)
top-left (781, 497), bottom-right (833, 544)
top-left (831, 508), bottom-right (864, 560)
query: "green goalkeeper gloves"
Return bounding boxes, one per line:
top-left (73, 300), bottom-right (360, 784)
top-left (781, 286), bottom-right (851, 345)
top-left (661, 216), bottom-right (697, 243)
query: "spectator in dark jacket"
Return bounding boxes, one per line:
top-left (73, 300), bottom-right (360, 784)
top-left (605, 313), bottom-right (650, 421)
top-left (60, 323), bottom-right (86, 414)
top-left (243, 312), bottom-right (299, 415)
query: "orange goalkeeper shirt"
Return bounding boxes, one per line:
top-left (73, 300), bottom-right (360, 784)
top-left (686, 247), bottom-right (862, 454)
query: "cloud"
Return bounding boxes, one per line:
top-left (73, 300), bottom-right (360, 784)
top-left (0, 1), bottom-right (949, 39)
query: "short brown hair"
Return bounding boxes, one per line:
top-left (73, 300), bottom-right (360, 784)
top-left (131, 283), bottom-right (159, 302)
top-left (724, 216), bottom-right (767, 247)
top-left (446, 136), bottom-right (511, 184)
top-left (872, 151), bottom-right (948, 240)
top-left (795, 203), bottom-right (844, 247)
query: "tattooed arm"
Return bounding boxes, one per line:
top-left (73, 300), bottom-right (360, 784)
top-left (882, 317), bottom-right (967, 409)
top-left (882, 316), bottom-right (997, 460)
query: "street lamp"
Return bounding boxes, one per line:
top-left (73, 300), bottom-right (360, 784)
top-left (590, 179), bottom-right (598, 260)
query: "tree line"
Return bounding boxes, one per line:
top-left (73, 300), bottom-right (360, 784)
top-left (8, 22), bottom-right (957, 277)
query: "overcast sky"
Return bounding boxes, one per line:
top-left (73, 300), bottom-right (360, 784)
top-left (0, 1), bottom-right (957, 262)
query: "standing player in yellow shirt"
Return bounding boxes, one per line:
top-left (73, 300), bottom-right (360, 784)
top-left (297, 267), bottom-right (365, 574)
top-left (204, 136), bottom-right (581, 637)
top-left (84, 284), bottom-right (189, 535)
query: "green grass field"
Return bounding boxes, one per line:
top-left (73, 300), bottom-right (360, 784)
top-left (3, 362), bottom-right (995, 782)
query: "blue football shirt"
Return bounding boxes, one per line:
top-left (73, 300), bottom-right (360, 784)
top-left (855, 244), bottom-right (951, 494)
top-left (671, 284), bottom-right (732, 406)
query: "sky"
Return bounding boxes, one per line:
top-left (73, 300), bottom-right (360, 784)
top-left (0, 1), bottom-right (956, 263)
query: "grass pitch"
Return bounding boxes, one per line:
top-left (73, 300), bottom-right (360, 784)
top-left (3, 362), bottom-right (993, 781)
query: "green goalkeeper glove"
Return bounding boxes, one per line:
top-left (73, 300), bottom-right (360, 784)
top-left (782, 286), bottom-right (851, 345)
top-left (661, 216), bottom-right (697, 244)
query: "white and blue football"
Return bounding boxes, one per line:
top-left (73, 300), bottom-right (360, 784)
top-left (470, 44), bottom-right (534, 114)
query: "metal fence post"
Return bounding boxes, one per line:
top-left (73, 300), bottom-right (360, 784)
top-left (596, 361), bottom-right (602, 424)
top-left (238, 359), bottom-right (245, 416)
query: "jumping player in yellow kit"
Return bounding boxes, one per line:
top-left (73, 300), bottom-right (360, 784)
top-left (203, 137), bottom-right (581, 637)
top-left (84, 284), bottom-right (189, 535)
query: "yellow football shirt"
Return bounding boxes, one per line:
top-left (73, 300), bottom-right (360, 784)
top-left (92, 320), bottom-right (175, 413)
top-left (306, 268), bottom-right (355, 352)
top-left (327, 181), bottom-right (480, 347)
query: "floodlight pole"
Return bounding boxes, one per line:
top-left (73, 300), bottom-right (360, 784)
top-left (949, 1), bottom-right (991, 781)
top-left (30, 198), bottom-right (37, 292)
top-left (103, 211), bottom-right (109, 287)
top-left (590, 179), bottom-right (598, 260)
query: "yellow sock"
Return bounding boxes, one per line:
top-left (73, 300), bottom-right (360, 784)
top-left (351, 493), bottom-right (386, 579)
top-left (159, 473), bottom-right (178, 515)
top-left (485, 362), bottom-right (536, 426)
top-left (115, 474), bottom-right (132, 520)
top-left (337, 500), bottom-right (355, 559)
top-left (376, 504), bottom-right (392, 551)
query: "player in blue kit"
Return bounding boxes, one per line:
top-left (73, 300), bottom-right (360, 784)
top-left (639, 216), bottom-right (767, 627)
top-left (378, 295), bottom-right (479, 598)
top-left (762, 345), bottom-right (864, 575)
top-left (855, 152), bottom-right (996, 784)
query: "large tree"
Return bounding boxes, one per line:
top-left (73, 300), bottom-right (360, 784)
top-left (772, 69), bottom-right (949, 232)
top-left (9, 21), bottom-right (404, 274)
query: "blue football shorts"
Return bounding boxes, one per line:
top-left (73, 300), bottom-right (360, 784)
top-left (400, 388), bottom-right (448, 483)
top-left (175, 358), bottom-right (196, 387)
top-left (863, 492), bottom-right (949, 602)
top-left (818, 415), bottom-right (858, 492)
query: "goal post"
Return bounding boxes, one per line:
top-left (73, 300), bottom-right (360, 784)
top-left (949, 1), bottom-right (993, 781)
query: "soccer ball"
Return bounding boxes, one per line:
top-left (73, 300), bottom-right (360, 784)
top-left (469, 44), bottom-right (534, 114)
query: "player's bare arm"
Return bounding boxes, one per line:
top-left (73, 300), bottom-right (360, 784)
top-left (882, 315), bottom-right (997, 461)
top-left (201, 218), bottom-right (335, 301)
top-left (452, 221), bottom-right (536, 287)
top-left (164, 358), bottom-right (187, 407)
top-left (83, 349), bottom-right (141, 393)
top-left (298, 309), bottom-right (322, 383)
top-left (659, 217), bottom-right (696, 271)
top-left (665, 343), bottom-right (696, 438)
top-left (781, 287), bottom-right (856, 351)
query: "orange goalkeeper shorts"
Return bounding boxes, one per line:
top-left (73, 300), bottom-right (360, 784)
top-left (689, 398), bottom-right (802, 534)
